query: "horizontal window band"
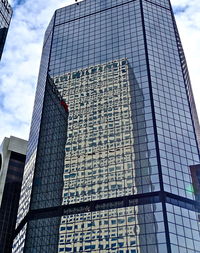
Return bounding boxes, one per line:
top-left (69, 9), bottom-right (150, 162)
top-left (14, 190), bottom-right (199, 238)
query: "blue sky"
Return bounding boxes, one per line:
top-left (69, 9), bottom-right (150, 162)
top-left (0, 0), bottom-right (200, 143)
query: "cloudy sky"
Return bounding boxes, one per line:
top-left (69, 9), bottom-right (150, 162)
top-left (0, 0), bottom-right (199, 143)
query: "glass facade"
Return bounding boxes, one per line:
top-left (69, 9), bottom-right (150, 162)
top-left (0, 0), bottom-right (12, 59)
top-left (142, 1), bottom-right (199, 200)
top-left (13, 76), bottom-right (68, 252)
top-left (13, 0), bottom-right (200, 252)
top-left (166, 203), bottom-right (200, 253)
top-left (25, 202), bottom-right (166, 253)
top-left (15, 16), bottom-right (55, 227)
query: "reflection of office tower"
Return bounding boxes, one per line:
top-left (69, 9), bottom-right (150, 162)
top-left (0, 0), bottom-right (12, 59)
top-left (56, 59), bottom-right (139, 204)
top-left (0, 136), bottom-right (27, 253)
top-left (57, 59), bottom-right (147, 252)
top-left (13, 0), bottom-right (200, 252)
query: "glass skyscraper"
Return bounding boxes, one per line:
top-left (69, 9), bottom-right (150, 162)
top-left (13, 0), bottom-right (200, 252)
top-left (0, 0), bottom-right (12, 59)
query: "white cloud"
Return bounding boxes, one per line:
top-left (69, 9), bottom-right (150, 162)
top-left (0, 0), bottom-right (76, 143)
top-left (0, 0), bottom-right (200, 144)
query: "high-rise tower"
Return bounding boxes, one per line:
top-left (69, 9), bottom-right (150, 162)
top-left (0, 0), bottom-right (12, 60)
top-left (13, 0), bottom-right (200, 252)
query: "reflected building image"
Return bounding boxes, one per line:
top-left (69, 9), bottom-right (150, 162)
top-left (56, 59), bottom-right (139, 204)
top-left (0, 0), bottom-right (12, 59)
top-left (13, 0), bottom-right (200, 252)
top-left (56, 59), bottom-right (147, 252)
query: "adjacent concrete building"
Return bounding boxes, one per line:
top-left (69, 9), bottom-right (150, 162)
top-left (0, 136), bottom-right (27, 253)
